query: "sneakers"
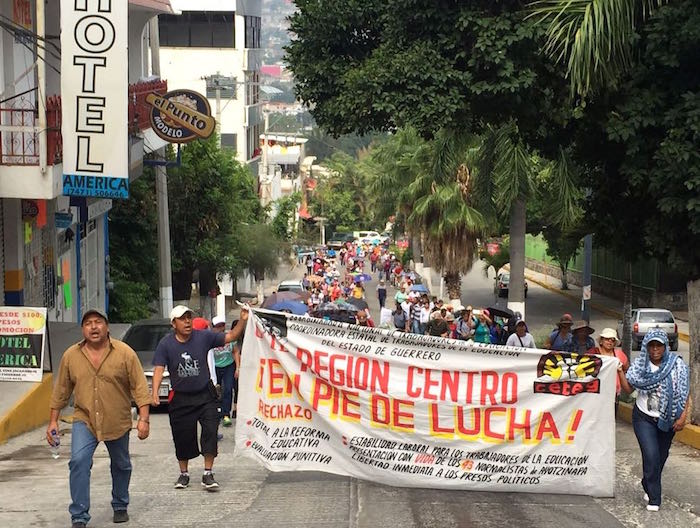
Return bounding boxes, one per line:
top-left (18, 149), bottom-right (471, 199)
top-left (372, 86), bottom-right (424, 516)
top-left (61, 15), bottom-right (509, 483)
top-left (174, 473), bottom-right (190, 489)
top-left (201, 472), bottom-right (220, 491)
top-left (72, 523), bottom-right (87, 528)
top-left (222, 416), bottom-right (232, 427)
top-left (646, 505), bottom-right (659, 512)
top-left (113, 510), bottom-right (129, 523)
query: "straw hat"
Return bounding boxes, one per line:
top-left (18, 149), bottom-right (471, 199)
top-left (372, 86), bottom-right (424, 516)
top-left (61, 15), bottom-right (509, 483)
top-left (571, 320), bottom-right (595, 335)
top-left (599, 327), bottom-right (619, 345)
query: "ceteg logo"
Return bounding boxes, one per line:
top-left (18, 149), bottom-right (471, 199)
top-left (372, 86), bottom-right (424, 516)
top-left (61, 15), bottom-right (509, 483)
top-left (533, 352), bottom-right (602, 396)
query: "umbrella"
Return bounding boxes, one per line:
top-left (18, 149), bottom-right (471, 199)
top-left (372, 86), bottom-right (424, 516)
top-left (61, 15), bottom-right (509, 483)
top-left (346, 297), bottom-right (369, 311)
top-left (353, 273), bottom-right (372, 283)
top-left (314, 301), bottom-right (359, 313)
top-left (269, 301), bottom-right (308, 315)
top-left (487, 306), bottom-right (515, 319)
top-left (410, 284), bottom-right (429, 293)
top-left (262, 291), bottom-right (303, 308)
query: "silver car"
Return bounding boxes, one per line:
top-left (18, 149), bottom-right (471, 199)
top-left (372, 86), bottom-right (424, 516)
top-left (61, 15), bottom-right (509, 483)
top-left (618, 308), bottom-right (678, 351)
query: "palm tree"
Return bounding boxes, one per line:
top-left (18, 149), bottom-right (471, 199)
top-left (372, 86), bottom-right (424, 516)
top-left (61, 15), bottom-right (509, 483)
top-left (529, 0), bottom-right (670, 97)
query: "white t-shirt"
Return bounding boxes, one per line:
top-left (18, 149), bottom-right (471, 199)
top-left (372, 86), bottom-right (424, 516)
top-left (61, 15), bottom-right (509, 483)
top-left (635, 362), bottom-right (661, 418)
top-left (505, 332), bottom-right (536, 348)
top-left (419, 307), bottom-right (431, 324)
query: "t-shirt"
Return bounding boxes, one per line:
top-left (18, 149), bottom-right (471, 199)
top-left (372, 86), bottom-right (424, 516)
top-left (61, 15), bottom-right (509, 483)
top-left (506, 332), bottom-right (536, 348)
top-left (426, 319), bottom-right (449, 337)
top-left (395, 291), bottom-right (408, 304)
top-left (154, 330), bottom-right (225, 393)
top-left (635, 362), bottom-right (661, 417)
top-left (212, 342), bottom-right (234, 368)
top-left (473, 320), bottom-right (490, 343)
top-left (589, 347), bottom-right (628, 394)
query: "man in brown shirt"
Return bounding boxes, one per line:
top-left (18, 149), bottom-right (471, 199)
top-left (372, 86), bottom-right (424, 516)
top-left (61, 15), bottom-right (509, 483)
top-left (48, 309), bottom-right (151, 528)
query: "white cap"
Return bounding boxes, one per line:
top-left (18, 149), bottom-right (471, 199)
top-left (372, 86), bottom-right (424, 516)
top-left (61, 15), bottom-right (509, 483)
top-left (212, 315), bottom-right (226, 327)
top-left (170, 305), bottom-right (193, 322)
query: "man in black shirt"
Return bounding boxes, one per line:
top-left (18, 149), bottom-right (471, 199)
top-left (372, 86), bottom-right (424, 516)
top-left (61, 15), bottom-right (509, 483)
top-left (152, 305), bottom-right (248, 491)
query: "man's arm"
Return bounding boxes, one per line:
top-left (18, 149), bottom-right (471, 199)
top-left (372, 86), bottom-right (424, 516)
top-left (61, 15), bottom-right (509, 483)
top-left (224, 309), bottom-right (249, 344)
top-left (46, 351), bottom-right (74, 445)
top-left (151, 366), bottom-right (165, 406)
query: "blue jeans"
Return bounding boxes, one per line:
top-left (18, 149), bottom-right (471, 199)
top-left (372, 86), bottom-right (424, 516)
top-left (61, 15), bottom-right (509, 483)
top-left (632, 405), bottom-right (675, 507)
top-left (216, 363), bottom-right (235, 418)
top-left (69, 421), bottom-right (131, 524)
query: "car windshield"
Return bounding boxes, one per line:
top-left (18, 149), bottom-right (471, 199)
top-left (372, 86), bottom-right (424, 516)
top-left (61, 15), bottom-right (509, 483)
top-left (278, 284), bottom-right (302, 292)
top-left (500, 273), bottom-right (510, 283)
top-left (639, 311), bottom-right (674, 324)
top-left (122, 324), bottom-right (172, 367)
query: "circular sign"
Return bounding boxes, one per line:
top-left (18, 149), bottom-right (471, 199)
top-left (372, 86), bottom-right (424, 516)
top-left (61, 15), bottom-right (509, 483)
top-left (147, 89), bottom-right (216, 144)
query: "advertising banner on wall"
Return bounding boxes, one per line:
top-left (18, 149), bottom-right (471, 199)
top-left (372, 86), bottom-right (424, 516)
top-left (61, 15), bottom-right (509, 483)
top-left (235, 311), bottom-right (617, 496)
top-left (61, 0), bottom-right (129, 199)
top-left (0, 307), bottom-right (47, 382)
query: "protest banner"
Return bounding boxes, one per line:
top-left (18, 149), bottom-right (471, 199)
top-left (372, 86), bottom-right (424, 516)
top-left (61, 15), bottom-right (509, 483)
top-left (0, 307), bottom-right (47, 382)
top-left (235, 310), bottom-right (616, 497)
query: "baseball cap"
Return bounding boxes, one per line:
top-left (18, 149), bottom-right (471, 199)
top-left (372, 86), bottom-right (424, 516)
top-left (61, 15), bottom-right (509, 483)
top-left (192, 317), bottom-right (209, 330)
top-left (81, 309), bottom-right (108, 325)
top-left (212, 315), bottom-right (226, 327)
top-left (170, 305), bottom-right (193, 322)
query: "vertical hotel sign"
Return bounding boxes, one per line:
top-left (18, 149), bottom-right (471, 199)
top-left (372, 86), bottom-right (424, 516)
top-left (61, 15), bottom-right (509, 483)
top-left (61, 1), bottom-right (129, 198)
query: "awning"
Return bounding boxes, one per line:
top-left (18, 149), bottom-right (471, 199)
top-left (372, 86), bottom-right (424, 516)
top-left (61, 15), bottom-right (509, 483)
top-left (260, 85), bottom-right (284, 95)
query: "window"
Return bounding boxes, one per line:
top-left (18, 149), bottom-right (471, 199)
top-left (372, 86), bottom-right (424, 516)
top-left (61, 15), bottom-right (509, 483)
top-left (245, 71), bottom-right (259, 106)
top-left (247, 122), bottom-right (262, 160)
top-left (159, 12), bottom-right (234, 48)
top-left (205, 75), bottom-right (237, 99)
top-left (244, 16), bottom-right (261, 48)
top-left (221, 133), bottom-right (237, 151)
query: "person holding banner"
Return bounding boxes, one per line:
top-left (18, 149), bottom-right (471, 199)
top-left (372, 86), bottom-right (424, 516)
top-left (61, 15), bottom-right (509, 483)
top-left (617, 329), bottom-right (691, 512)
top-left (47, 309), bottom-right (151, 527)
top-left (152, 305), bottom-right (248, 492)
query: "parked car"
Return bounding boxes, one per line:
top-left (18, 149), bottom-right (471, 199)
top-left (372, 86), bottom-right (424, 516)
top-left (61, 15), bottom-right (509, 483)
top-left (276, 279), bottom-right (306, 293)
top-left (494, 272), bottom-right (528, 298)
top-left (121, 319), bottom-right (174, 405)
top-left (617, 308), bottom-right (679, 351)
top-left (353, 230), bottom-right (389, 245)
top-left (327, 232), bottom-right (354, 249)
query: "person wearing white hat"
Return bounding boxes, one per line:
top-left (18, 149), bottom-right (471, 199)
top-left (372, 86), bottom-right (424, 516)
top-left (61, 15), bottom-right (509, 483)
top-left (152, 305), bottom-right (248, 492)
top-left (589, 328), bottom-right (629, 400)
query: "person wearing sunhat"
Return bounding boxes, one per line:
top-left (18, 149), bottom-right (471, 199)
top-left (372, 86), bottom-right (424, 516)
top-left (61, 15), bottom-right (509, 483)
top-left (617, 329), bottom-right (691, 512)
top-left (48, 309), bottom-right (151, 526)
top-left (544, 314), bottom-right (574, 351)
top-left (571, 320), bottom-right (596, 354)
top-left (588, 328), bottom-right (629, 411)
top-left (152, 305), bottom-right (248, 492)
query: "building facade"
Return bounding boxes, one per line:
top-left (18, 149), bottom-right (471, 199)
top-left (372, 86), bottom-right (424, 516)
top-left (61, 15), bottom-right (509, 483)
top-left (158, 0), bottom-right (264, 173)
top-left (0, 0), bottom-right (172, 321)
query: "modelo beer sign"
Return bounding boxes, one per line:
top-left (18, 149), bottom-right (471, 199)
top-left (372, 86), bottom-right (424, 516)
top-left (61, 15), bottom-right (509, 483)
top-left (146, 90), bottom-right (216, 143)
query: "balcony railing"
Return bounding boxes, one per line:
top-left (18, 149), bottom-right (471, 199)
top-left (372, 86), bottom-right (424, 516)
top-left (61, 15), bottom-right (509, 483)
top-left (129, 79), bottom-right (168, 133)
top-left (0, 79), bottom-right (168, 166)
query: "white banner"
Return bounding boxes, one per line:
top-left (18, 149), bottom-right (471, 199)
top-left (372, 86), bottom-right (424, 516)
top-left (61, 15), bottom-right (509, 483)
top-left (0, 307), bottom-right (47, 382)
top-left (235, 311), bottom-right (616, 497)
top-left (61, 0), bottom-right (129, 198)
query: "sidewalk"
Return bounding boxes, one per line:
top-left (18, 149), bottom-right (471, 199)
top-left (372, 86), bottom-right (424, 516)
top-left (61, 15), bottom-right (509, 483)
top-left (521, 267), bottom-right (690, 342)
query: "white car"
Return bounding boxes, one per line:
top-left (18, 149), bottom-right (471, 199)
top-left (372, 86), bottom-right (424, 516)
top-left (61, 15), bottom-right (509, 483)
top-left (276, 279), bottom-right (306, 293)
top-left (353, 230), bottom-right (388, 245)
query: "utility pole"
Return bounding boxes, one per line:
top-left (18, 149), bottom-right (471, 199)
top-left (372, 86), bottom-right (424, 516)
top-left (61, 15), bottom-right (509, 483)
top-left (149, 17), bottom-right (173, 317)
top-left (581, 233), bottom-right (593, 323)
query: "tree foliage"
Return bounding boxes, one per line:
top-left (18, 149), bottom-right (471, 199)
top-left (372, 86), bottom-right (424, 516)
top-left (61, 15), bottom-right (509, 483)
top-left (167, 136), bottom-right (262, 298)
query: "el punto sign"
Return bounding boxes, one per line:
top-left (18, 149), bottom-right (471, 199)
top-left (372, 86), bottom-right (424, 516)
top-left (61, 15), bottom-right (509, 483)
top-left (146, 90), bottom-right (216, 143)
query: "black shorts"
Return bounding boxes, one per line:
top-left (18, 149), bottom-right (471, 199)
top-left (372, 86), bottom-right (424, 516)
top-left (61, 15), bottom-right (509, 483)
top-left (168, 388), bottom-right (219, 460)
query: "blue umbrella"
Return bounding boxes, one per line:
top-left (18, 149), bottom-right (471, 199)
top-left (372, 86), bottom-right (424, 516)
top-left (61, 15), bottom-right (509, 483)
top-left (353, 273), bottom-right (372, 283)
top-left (410, 284), bottom-right (429, 293)
top-left (269, 301), bottom-right (308, 315)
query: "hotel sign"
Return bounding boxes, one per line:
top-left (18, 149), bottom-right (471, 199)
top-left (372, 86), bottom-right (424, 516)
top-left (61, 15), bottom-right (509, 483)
top-left (61, 0), bottom-right (129, 199)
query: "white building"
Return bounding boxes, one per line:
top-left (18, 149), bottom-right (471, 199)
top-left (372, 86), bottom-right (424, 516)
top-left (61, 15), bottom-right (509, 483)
top-left (0, 0), bottom-right (172, 320)
top-left (158, 0), bottom-right (264, 174)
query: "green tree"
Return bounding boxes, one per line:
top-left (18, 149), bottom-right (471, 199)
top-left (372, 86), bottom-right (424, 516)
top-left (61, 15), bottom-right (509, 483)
top-left (286, 1), bottom-right (577, 313)
top-left (271, 192), bottom-right (301, 241)
top-left (167, 136), bottom-right (262, 300)
top-left (237, 223), bottom-right (287, 303)
top-left (108, 166), bottom-right (158, 322)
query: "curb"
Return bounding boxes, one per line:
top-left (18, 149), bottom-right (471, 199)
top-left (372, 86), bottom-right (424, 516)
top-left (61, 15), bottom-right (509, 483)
top-left (0, 373), bottom-right (52, 444)
top-left (618, 402), bottom-right (700, 450)
top-left (524, 272), bottom-right (689, 344)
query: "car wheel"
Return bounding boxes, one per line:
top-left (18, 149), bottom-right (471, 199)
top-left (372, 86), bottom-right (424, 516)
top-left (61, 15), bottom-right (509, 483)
top-left (671, 340), bottom-right (679, 351)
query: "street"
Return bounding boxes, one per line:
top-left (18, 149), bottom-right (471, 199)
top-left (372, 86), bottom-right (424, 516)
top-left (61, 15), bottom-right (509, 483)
top-left (0, 261), bottom-right (697, 528)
